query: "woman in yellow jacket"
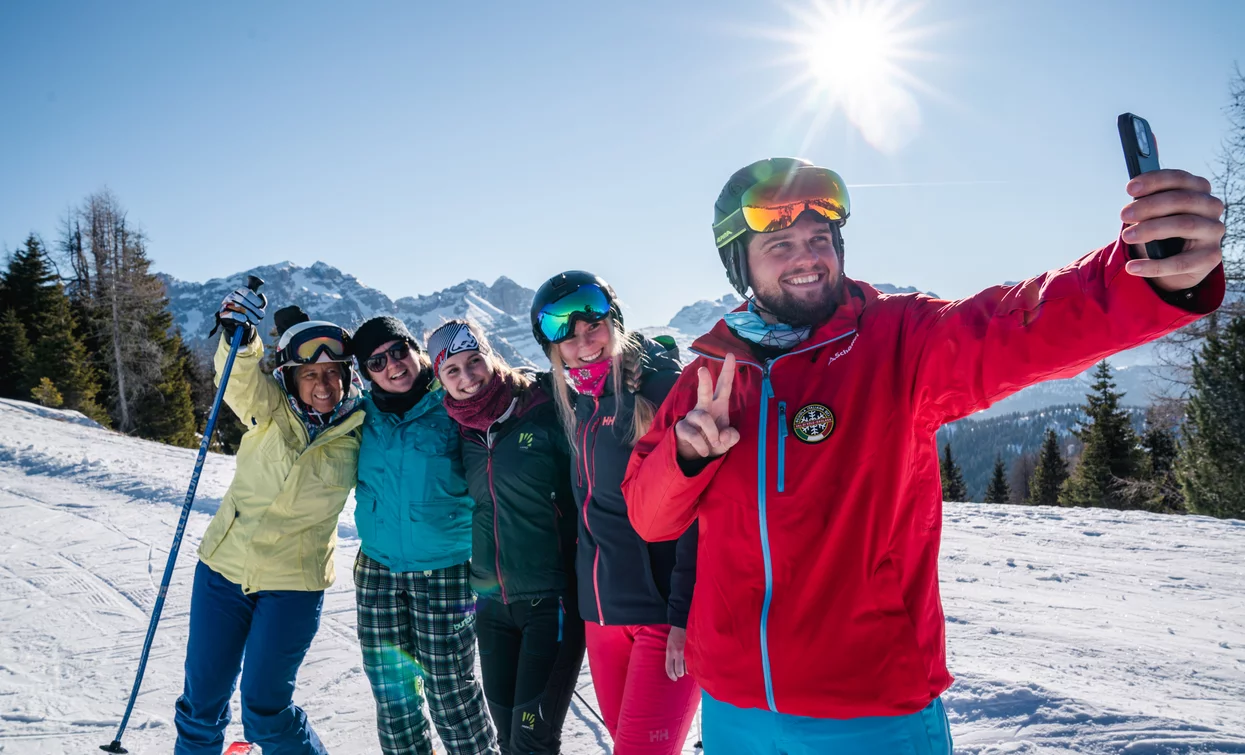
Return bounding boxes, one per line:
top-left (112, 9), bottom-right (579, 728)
top-left (174, 293), bottom-right (363, 755)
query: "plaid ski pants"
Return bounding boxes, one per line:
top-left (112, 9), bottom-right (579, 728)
top-left (354, 552), bottom-right (499, 755)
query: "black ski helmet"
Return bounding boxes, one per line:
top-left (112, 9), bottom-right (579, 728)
top-left (530, 270), bottom-right (623, 349)
top-left (713, 157), bottom-right (848, 297)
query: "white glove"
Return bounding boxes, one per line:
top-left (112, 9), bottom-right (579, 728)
top-left (215, 287), bottom-right (267, 341)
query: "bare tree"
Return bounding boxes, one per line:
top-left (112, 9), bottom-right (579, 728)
top-left (1154, 65), bottom-right (1245, 388)
top-left (62, 190), bottom-right (165, 433)
top-left (1219, 65), bottom-right (1245, 295)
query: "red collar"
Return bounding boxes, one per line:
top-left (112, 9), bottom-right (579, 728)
top-left (691, 278), bottom-right (877, 362)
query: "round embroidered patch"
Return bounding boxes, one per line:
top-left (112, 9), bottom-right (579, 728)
top-left (792, 403), bottom-right (835, 443)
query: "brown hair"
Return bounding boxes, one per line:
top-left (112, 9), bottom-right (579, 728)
top-left (546, 317), bottom-right (656, 451)
top-left (414, 349), bottom-right (433, 377)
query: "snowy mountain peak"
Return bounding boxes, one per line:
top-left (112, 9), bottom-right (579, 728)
top-left (662, 285), bottom-right (939, 338)
top-left (161, 262), bottom-right (1162, 404)
top-left (486, 276), bottom-right (535, 317)
top-left (161, 262), bottom-right (547, 367)
top-left (873, 282), bottom-right (939, 297)
top-left (667, 294), bottom-right (743, 336)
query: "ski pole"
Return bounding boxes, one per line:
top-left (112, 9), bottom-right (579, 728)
top-left (102, 275), bottom-right (264, 754)
top-left (573, 688), bottom-right (607, 728)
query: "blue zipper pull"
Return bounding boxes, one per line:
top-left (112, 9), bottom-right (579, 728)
top-left (777, 402), bottom-right (788, 493)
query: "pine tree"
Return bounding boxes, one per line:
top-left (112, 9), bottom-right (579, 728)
top-left (0, 308), bottom-right (35, 398)
top-left (1060, 362), bottom-right (1146, 509)
top-left (985, 455), bottom-right (1011, 503)
top-left (31, 377), bottom-right (64, 408)
top-left (2, 235), bottom-right (58, 328)
top-left (1, 235), bottom-right (107, 422)
top-left (1177, 315), bottom-right (1245, 519)
top-left (1030, 429), bottom-right (1068, 506)
top-left (1138, 413), bottom-right (1185, 514)
top-left (1008, 452), bottom-right (1037, 505)
top-left (941, 443), bottom-right (969, 502)
top-left (182, 341), bottom-right (245, 454)
top-left (131, 317), bottom-right (197, 448)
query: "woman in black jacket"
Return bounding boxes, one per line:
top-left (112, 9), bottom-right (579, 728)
top-left (529, 272), bottom-right (699, 755)
top-left (426, 319), bottom-right (584, 755)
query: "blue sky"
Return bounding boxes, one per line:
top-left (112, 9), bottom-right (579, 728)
top-left (1, 0), bottom-right (1241, 328)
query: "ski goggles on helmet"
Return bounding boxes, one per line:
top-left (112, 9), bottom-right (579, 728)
top-left (276, 325), bottom-right (351, 367)
top-left (534, 283), bottom-right (613, 344)
top-left (713, 166), bottom-right (850, 249)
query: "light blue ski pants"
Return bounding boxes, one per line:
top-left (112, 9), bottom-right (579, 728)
top-left (701, 692), bottom-right (952, 755)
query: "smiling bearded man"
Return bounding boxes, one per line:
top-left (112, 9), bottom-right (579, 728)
top-left (622, 156), bottom-right (1226, 754)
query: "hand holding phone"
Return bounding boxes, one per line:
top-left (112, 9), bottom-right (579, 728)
top-left (1118, 113), bottom-right (1185, 260)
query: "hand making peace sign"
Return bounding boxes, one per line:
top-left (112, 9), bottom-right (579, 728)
top-left (675, 353), bottom-right (741, 461)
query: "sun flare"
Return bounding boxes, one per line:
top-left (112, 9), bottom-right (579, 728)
top-left (775, 0), bottom-right (936, 154)
top-left (805, 5), bottom-right (901, 102)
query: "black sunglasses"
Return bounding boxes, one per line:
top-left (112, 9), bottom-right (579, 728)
top-left (364, 341), bottom-right (412, 374)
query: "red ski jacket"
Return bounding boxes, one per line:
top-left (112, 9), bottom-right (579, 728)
top-left (623, 238), bottom-right (1223, 719)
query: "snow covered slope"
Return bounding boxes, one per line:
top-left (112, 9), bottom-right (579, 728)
top-left (2, 399), bottom-right (1243, 753)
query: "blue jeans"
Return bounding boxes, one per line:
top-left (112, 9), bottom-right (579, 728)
top-left (174, 561), bottom-right (328, 755)
top-left (701, 692), bottom-right (952, 755)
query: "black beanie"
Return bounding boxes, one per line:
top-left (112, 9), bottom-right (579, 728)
top-left (273, 305), bottom-right (311, 337)
top-left (353, 316), bottom-right (419, 361)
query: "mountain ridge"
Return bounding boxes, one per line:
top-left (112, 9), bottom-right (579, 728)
top-left (161, 261), bottom-right (1165, 415)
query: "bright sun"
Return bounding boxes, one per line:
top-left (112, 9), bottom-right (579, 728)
top-left (806, 4), bottom-right (901, 102)
top-left (779, 0), bottom-right (934, 153)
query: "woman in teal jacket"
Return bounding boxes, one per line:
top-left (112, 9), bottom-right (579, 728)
top-left (352, 316), bottom-right (498, 755)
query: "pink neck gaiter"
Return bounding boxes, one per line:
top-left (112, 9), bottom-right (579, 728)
top-left (566, 360), bottom-right (612, 398)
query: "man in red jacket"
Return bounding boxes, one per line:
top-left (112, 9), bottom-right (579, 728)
top-left (622, 157), bottom-right (1225, 753)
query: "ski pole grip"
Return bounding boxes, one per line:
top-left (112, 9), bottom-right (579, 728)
top-left (246, 275), bottom-right (264, 293)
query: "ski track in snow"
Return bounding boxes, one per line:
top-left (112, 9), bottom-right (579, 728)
top-left (0, 398), bottom-right (1242, 754)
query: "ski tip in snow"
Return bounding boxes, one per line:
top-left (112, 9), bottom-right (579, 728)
top-left (224, 743), bottom-right (257, 755)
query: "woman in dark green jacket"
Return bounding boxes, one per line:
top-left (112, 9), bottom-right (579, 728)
top-left (426, 319), bottom-right (584, 755)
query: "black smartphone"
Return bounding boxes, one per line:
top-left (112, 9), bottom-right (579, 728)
top-left (1117, 112), bottom-right (1183, 260)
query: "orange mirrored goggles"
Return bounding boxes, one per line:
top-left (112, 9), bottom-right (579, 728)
top-left (713, 166), bottom-right (850, 249)
top-left (277, 326), bottom-right (351, 366)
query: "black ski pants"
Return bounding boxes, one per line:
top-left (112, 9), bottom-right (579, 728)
top-left (477, 593), bottom-right (586, 755)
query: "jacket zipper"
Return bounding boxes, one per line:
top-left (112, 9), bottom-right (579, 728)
top-left (756, 339), bottom-right (853, 711)
top-left (757, 363), bottom-right (778, 712)
top-left (551, 492), bottom-right (562, 555)
top-left (689, 336), bottom-right (852, 715)
top-left (580, 397), bottom-right (605, 625)
top-left (486, 448), bottom-right (508, 604)
top-left (777, 401), bottom-right (788, 493)
top-left (397, 416), bottom-right (407, 565)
